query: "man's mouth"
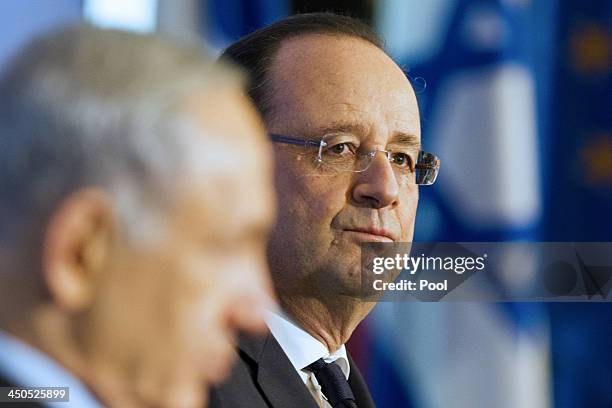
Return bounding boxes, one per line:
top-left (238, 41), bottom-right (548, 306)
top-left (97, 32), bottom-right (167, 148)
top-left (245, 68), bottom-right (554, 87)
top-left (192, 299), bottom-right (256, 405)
top-left (342, 227), bottom-right (396, 242)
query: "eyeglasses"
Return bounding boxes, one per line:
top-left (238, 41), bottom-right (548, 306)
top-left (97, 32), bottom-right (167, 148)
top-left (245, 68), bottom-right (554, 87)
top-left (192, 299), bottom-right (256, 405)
top-left (269, 133), bottom-right (440, 185)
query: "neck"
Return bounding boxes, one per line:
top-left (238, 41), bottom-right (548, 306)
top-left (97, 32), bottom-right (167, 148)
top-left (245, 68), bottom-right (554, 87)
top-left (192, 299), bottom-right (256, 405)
top-left (4, 305), bottom-right (139, 408)
top-left (280, 295), bottom-right (375, 352)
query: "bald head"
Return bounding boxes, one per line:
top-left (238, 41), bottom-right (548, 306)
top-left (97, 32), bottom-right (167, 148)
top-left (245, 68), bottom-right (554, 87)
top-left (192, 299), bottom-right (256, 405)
top-left (0, 25), bottom-right (247, 246)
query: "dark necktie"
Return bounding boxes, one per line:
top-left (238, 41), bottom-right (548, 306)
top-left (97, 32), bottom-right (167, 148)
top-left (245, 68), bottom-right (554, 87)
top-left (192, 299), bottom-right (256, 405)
top-left (306, 358), bottom-right (358, 408)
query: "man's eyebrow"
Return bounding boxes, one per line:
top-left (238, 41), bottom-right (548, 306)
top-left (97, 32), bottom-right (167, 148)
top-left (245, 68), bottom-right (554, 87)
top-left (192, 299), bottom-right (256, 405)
top-left (307, 121), bottom-right (370, 138)
top-left (306, 122), bottom-right (421, 149)
top-left (389, 132), bottom-right (421, 150)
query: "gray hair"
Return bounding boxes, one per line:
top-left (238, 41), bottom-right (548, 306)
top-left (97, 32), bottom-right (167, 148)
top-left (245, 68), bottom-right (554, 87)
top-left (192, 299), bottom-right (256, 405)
top-left (0, 25), bottom-right (243, 247)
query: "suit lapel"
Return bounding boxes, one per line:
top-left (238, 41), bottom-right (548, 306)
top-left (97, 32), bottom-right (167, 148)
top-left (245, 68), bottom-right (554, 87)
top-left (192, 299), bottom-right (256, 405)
top-left (347, 353), bottom-right (376, 408)
top-left (238, 333), bottom-right (319, 408)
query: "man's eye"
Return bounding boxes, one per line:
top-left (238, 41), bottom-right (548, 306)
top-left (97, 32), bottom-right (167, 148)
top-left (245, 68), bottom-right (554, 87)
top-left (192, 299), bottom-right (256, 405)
top-left (327, 143), bottom-right (355, 155)
top-left (391, 152), bottom-right (414, 170)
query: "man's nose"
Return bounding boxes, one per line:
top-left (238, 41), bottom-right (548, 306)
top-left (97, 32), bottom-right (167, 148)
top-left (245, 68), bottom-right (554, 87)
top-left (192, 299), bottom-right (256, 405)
top-left (351, 152), bottom-right (399, 209)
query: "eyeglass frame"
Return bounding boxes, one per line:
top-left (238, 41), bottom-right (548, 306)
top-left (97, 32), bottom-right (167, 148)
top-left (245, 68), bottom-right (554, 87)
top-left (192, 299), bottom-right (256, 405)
top-left (268, 133), bottom-right (440, 185)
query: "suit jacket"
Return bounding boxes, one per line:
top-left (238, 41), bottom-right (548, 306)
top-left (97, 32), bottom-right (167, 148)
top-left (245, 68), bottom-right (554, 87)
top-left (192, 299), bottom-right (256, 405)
top-left (208, 332), bottom-right (376, 408)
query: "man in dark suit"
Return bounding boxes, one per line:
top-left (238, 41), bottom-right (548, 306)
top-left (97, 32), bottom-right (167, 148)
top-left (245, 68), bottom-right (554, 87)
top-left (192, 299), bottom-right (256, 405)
top-left (208, 332), bottom-right (375, 408)
top-left (212, 13), bottom-right (426, 408)
top-left (0, 26), bottom-right (276, 407)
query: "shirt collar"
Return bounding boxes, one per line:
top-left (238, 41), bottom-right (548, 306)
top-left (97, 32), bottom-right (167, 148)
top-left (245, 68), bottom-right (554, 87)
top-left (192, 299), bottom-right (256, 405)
top-left (0, 329), bottom-right (103, 408)
top-left (265, 310), bottom-right (350, 380)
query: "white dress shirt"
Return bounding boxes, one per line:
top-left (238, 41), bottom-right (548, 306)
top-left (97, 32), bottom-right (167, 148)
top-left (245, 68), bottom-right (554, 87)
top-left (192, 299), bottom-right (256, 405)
top-left (0, 330), bottom-right (102, 408)
top-left (265, 310), bottom-right (350, 408)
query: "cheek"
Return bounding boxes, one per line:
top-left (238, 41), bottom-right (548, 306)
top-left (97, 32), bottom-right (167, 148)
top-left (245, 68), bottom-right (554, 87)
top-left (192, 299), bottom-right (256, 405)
top-left (275, 150), bottom-right (349, 222)
top-left (272, 176), bottom-right (349, 252)
top-left (86, 255), bottom-right (175, 358)
top-left (305, 183), bottom-right (347, 224)
top-left (166, 254), bottom-right (230, 346)
top-left (184, 249), bottom-right (268, 301)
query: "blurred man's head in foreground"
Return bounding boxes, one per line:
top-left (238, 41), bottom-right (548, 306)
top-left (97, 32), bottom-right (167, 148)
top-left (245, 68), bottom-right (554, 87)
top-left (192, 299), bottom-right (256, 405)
top-left (0, 26), bottom-right (275, 407)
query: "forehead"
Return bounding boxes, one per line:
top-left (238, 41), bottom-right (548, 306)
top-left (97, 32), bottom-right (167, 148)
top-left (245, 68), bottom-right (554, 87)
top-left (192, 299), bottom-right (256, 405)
top-left (268, 34), bottom-right (420, 141)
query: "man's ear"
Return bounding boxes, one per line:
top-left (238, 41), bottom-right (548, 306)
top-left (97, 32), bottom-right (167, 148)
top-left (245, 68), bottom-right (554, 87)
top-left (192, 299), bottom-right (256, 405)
top-left (42, 188), bottom-right (115, 312)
